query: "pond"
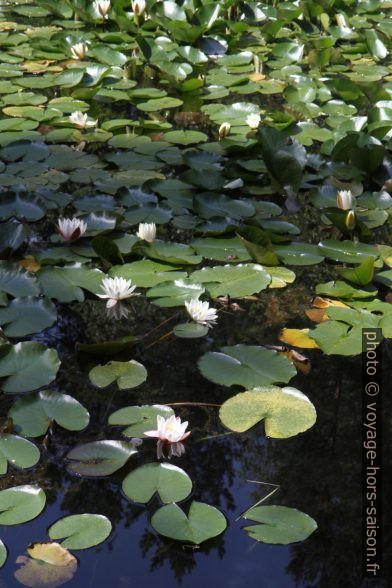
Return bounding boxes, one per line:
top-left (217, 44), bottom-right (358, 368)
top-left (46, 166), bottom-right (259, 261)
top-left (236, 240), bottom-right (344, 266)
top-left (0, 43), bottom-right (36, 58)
top-left (0, 1), bottom-right (391, 587)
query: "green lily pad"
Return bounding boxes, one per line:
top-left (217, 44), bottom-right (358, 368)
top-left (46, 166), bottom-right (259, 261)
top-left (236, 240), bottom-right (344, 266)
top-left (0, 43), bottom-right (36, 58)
top-left (89, 360), bottom-right (147, 390)
top-left (110, 260), bottom-right (187, 288)
top-left (0, 540), bottom-right (6, 568)
top-left (243, 505), bottom-right (318, 544)
top-left (163, 130), bottom-right (208, 145)
top-left (66, 440), bottom-right (137, 477)
top-left (219, 386), bottom-right (317, 438)
top-left (8, 389), bottom-right (90, 437)
top-left (0, 297), bottom-right (56, 337)
top-left (337, 256), bottom-right (375, 286)
top-left (190, 237), bottom-right (251, 262)
top-left (318, 240), bottom-right (379, 263)
top-left (173, 322), bottom-right (209, 338)
top-left (122, 463), bottom-right (192, 504)
top-left (108, 404), bottom-right (174, 438)
top-left (273, 243), bottom-right (324, 266)
top-left (199, 345), bottom-right (296, 388)
top-left (0, 261), bottom-right (39, 297)
top-left (0, 485), bottom-right (46, 525)
top-left (151, 501), bottom-right (227, 544)
top-left (147, 278), bottom-right (205, 307)
top-left (48, 514), bottom-right (112, 549)
top-left (190, 264), bottom-right (271, 298)
top-left (0, 342), bottom-right (60, 394)
top-left (0, 434), bottom-right (40, 474)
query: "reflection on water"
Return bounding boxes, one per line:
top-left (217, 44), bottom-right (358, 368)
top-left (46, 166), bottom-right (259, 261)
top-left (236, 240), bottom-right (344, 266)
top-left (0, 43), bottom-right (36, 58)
top-left (0, 289), bottom-right (390, 588)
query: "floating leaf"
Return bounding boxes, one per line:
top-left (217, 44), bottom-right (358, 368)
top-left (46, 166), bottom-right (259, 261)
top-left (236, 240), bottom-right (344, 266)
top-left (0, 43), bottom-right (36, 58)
top-left (9, 390), bottom-right (90, 437)
top-left (0, 540), bottom-right (7, 568)
top-left (219, 386), bottom-right (317, 438)
top-left (14, 554), bottom-right (77, 588)
top-left (108, 405), bottom-right (174, 438)
top-left (89, 360), bottom-right (147, 390)
top-left (151, 501), bottom-right (227, 544)
top-left (337, 256), bottom-right (375, 286)
top-left (0, 485), bottom-right (46, 525)
top-left (243, 505), bottom-right (317, 544)
top-left (48, 514), bottom-right (112, 549)
top-left (190, 264), bottom-right (271, 298)
top-left (122, 463), bottom-right (192, 504)
top-left (110, 260), bottom-right (186, 288)
top-left (27, 542), bottom-right (77, 567)
top-left (199, 345), bottom-right (296, 388)
top-left (0, 434), bottom-right (40, 473)
top-left (147, 278), bottom-right (205, 307)
top-left (0, 342), bottom-right (60, 394)
top-left (0, 261), bottom-right (39, 297)
top-left (173, 322), bottom-right (209, 338)
top-left (279, 328), bottom-right (320, 349)
top-left (66, 440), bottom-right (137, 476)
top-left (0, 297), bottom-right (56, 337)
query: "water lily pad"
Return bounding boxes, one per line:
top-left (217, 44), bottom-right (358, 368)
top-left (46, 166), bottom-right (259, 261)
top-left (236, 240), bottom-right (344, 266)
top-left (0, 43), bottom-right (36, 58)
top-left (163, 130), bottom-right (208, 145)
top-left (0, 342), bottom-right (60, 394)
top-left (199, 345), bottom-right (296, 388)
top-left (14, 554), bottom-right (77, 588)
top-left (8, 389), bottom-right (90, 437)
top-left (190, 237), bottom-right (250, 262)
top-left (110, 260), bottom-right (187, 288)
top-left (108, 404), bottom-right (174, 437)
top-left (190, 264), bottom-right (271, 297)
top-left (0, 540), bottom-right (6, 568)
top-left (48, 514), bottom-right (112, 549)
top-left (27, 542), bottom-right (77, 567)
top-left (0, 434), bottom-right (40, 473)
top-left (219, 386), bottom-right (317, 438)
top-left (89, 360), bottom-right (147, 390)
top-left (243, 505), bottom-right (318, 544)
top-left (66, 440), bottom-right (137, 476)
top-left (318, 240), bottom-right (379, 263)
top-left (0, 297), bottom-right (56, 336)
top-left (122, 463), bottom-right (192, 504)
top-left (0, 261), bottom-right (39, 297)
top-left (151, 501), bottom-right (227, 544)
top-left (173, 322), bottom-right (209, 338)
top-left (147, 278), bottom-right (205, 307)
top-left (0, 485), bottom-right (46, 525)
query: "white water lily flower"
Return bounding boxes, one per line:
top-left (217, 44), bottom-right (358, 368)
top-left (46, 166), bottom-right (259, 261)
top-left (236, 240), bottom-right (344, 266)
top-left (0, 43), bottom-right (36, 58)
top-left (69, 111), bottom-right (97, 128)
top-left (93, 0), bottom-right (111, 19)
top-left (57, 217), bottom-right (87, 241)
top-left (219, 122), bottom-right (231, 139)
top-left (185, 298), bottom-right (218, 328)
top-left (136, 222), bottom-right (156, 243)
top-left (132, 0), bottom-right (146, 16)
top-left (144, 415), bottom-right (191, 460)
top-left (336, 189), bottom-right (353, 211)
top-left (246, 113), bottom-right (261, 129)
top-left (70, 42), bottom-right (89, 60)
top-left (224, 178), bottom-right (244, 190)
top-left (98, 276), bottom-right (139, 308)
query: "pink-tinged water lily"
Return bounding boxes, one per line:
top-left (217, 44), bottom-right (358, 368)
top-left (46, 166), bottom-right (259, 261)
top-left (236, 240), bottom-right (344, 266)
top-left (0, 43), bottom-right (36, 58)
top-left (144, 415), bottom-right (191, 460)
top-left (98, 276), bottom-right (139, 308)
top-left (185, 298), bottom-right (218, 328)
top-left (57, 218), bottom-right (87, 241)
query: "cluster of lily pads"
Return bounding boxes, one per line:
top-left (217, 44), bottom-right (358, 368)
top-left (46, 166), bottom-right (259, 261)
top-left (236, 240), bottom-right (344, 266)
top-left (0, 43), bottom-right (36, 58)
top-left (0, 0), bottom-right (392, 582)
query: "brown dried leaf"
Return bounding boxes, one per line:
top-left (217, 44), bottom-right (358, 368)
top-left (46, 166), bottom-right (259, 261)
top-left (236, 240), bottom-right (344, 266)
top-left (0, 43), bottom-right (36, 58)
top-left (27, 542), bottom-right (76, 567)
top-left (15, 554), bottom-right (77, 588)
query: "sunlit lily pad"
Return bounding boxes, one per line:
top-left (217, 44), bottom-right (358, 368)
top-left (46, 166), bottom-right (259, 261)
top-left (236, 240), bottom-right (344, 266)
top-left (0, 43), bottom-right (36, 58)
top-left (0, 485), bottom-right (46, 525)
top-left (0, 342), bottom-right (60, 394)
top-left (190, 264), bottom-right (271, 297)
top-left (8, 389), bottom-right (90, 437)
top-left (89, 360), bottom-right (147, 390)
top-left (199, 345), bottom-right (296, 388)
top-left (48, 514), bottom-right (112, 549)
top-left (108, 405), bottom-right (174, 438)
top-left (151, 501), bottom-right (227, 544)
top-left (122, 463), bottom-right (192, 504)
top-left (66, 440), bottom-right (137, 477)
top-left (243, 505), bottom-right (318, 544)
top-left (0, 434), bottom-right (40, 473)
top-left (219, 386), bottom-right (317, 438)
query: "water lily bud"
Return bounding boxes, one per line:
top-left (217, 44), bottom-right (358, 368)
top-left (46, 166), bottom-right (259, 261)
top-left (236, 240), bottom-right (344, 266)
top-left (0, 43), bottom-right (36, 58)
top-left (337, 189), bottom-right (353, 211)
top-left (93, 0), bottom-right (111, 19)
top-left (345, 210), bottom-right (356, 230)
top-left (136, 222), bottom-right (156, 243)
top-left (219, 122), bottom-right (231, 139)
top-left (246, 113), bottom-right (261, 130)
top-left (132, 0), bottom-right (146, 16)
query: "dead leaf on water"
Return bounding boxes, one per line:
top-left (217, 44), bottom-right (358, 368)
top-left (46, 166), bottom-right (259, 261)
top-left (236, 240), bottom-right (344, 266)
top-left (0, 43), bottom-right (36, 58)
top-left (14, 554), bottom-right (77, 588)
top-left (279, 328), bottom-right (320, 349)
top-left (27, 542), bottom-right (76, 567)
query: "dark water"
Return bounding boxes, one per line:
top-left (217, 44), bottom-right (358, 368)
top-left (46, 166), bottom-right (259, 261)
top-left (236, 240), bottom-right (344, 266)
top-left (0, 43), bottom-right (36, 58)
top-left (1, 289), bottom-right (390, 588)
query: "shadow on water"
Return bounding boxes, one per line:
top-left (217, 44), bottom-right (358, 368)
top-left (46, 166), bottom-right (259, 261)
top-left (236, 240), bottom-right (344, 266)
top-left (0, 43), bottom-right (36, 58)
top-left (0, 284), bottom-right (390, 588)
